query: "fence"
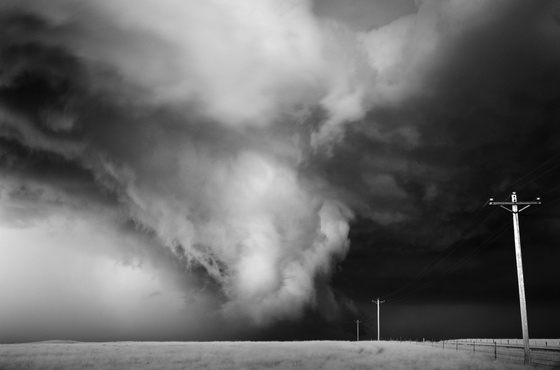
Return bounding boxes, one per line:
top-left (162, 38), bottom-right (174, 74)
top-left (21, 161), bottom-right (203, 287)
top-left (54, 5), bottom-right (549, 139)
top-left (416, 339), bottom-right (560, 368)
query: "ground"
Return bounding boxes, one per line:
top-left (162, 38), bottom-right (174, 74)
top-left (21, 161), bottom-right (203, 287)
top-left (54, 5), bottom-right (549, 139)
top-left (0, 340), bottom-right (537, 370)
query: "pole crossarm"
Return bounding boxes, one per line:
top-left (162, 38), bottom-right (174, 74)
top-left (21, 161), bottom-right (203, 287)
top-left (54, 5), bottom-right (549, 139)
top-left (488, 200), bottom-right (541, 205)
top-left (489, 197), bottom-right (541, 214)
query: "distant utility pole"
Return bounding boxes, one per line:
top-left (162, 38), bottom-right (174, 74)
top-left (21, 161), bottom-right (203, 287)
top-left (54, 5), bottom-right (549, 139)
top-left (355, 320), bottom-right (361, 341)
top-left (373, 298), bottom-right (385, 341)
top-left (489, 191), bottom-right (541, 365)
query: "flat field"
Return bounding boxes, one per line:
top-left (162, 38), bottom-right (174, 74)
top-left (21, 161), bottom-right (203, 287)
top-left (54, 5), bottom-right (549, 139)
top-left (0, 340), bottom-right (535, 370)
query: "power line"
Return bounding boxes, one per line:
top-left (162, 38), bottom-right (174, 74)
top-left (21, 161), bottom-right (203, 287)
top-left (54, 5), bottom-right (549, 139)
top-left (514, 162), bottom-right (560, 193)
top-left (379, 187), bottom-right (552, 304)
top-left (537, 183), bottom-right (560, 197)
top-left (372, 154), bottom-right (559, 304)
top-left (382, 186), bottom-right (554, 303)
top-left (500, 152), bottom-right (560, 195)
top-left (384, 222), bottom-right (510, 303)
top-left (382, 201), bottom-right (496, 301)
top-left (383, 221), bottom-right (511, 304)
top-left (527, 197), bottom-right (560, 215)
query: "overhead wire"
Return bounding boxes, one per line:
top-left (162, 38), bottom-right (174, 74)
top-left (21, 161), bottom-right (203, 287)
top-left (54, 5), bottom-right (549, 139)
top-left (525, 183), bottom-right (560, 216)
top-left (500, 151), bottom-right (560, 195)
top-left (381, 201), bottom-right (495, 300)
top-left (526, 197), bottom-right (560, 216)
top-left (494, 151), bottom-right (560, 201)
top-left (379, 152), bottom-right (560, 304)
top-left (516, 162), bottom-right (560, 193)
top-left (384, 221), bottom-right (511, 304)
top-left (536, 183), bottom-right (560, 198)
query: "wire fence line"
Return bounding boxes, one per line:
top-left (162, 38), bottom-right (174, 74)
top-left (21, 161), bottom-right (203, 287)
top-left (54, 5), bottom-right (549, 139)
top-left (415, 339), bottom-right (560, 368)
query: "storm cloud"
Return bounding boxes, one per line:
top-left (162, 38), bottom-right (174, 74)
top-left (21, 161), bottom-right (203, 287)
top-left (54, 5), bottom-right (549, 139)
top-left (1, 0), bottom-right (559, 341)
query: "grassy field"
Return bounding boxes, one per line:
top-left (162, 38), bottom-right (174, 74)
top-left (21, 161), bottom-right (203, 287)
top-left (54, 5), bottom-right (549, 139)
top-left (0, 340), bottom-right (536, 370)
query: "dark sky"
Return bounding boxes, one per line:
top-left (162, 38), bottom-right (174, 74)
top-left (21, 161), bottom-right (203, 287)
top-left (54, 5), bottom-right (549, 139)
top-left (1, 0), bottom-right (560, 343)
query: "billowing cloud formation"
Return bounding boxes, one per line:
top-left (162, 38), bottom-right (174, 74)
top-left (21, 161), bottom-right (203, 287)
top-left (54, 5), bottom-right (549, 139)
top-left (1, 0), bottom-right (560, 340)
top-left (0, 0), bottom-right (361, 333)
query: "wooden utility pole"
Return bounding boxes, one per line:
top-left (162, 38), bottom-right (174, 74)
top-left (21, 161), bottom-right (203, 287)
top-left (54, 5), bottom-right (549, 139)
top-left (373, 298), bottom-right (385, 341)
top-left (489, 192), bottom-right (540, 364)
top-left (355, 320), bottom-right (361, 341)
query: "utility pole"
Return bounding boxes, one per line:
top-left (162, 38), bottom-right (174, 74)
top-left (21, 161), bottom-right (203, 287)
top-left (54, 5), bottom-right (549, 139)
top-left (355, 320), bottom-right (361, 341)
top-left (489, 192), bottom-right (540, 365)
top-left (373, 298), bottom-right (385, 341)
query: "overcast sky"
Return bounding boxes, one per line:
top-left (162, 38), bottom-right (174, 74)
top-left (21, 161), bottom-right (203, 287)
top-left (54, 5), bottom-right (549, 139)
top-left (1, 0), bottom-right (559, 342)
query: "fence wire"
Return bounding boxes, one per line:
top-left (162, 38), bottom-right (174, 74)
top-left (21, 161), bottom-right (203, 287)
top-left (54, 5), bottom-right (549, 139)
top-left (415, 339), bottom-right (560, 368)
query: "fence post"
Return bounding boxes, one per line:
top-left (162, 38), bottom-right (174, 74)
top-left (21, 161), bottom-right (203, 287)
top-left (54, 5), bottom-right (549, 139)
top-left (494, 341), bottom-right (497, 359)
top-left (456, 342), bottom-right (458, 351)
top-left (473, 342), bottom-right (475, 354)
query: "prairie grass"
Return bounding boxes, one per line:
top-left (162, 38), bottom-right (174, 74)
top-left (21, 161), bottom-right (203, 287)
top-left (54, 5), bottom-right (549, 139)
top-left (0, 341), bottom-right (536, 370)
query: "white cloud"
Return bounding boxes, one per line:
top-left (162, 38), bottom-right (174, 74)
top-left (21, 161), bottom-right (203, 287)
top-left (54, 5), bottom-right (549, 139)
top-left (0, 212), bottom-right (221, 341)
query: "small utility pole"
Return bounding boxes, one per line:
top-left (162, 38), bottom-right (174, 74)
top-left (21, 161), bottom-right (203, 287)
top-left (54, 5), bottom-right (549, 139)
top-left (355, 320), bottom-right (361, 341)
top-left (373, 298), bottom-right (385, 341)
top-left (489, 192), bottom-right (540, 364)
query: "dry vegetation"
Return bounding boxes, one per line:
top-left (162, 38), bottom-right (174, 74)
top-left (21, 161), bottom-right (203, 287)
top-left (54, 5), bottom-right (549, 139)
top-left (0, 340), bottom-right (536, 370)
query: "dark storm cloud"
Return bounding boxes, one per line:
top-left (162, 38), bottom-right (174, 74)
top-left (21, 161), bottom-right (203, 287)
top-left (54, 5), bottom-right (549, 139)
top-left (1, 0), bottom-right (559, 341)
top-left (325, 0), bottom-right (560, 338)
top-left (324, 0), bottom-right (560, 245)
top-left (0, 0), bottom-right (366, 340)
top-left (322, 0), bottom-right (559, 337)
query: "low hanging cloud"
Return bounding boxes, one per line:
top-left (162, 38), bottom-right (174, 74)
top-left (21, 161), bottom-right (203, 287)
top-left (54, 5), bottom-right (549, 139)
top-left (0, 0), bottom-right (362, 334)
top-left (1, 0), bottom-right (559, 340)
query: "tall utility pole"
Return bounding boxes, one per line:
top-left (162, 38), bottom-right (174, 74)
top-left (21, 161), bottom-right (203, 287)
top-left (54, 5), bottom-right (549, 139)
top-left (373, 298), bottom-right (385, 341)
top-left (489, 192), bottom-right (540, 365)
top-left (355, 320), bottom-right (361, 341)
